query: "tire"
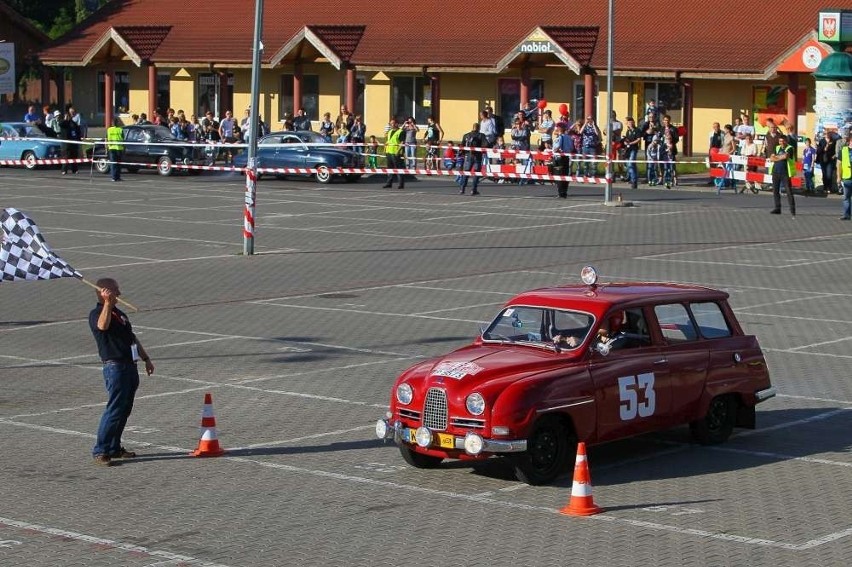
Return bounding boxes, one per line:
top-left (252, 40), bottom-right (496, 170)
top-left (690, 395), bottom-right (736, 445)
top-left (94, 156), bottom-right (110, 174)
top-left (398, 445), bottom-right (443, 469)
top-left (315, 165), bottom-right (332, 184)
top-left (344, 174), bottom-right (362, 183)
top-left (512, 416), bottom-right (575, 485)
top-left (157, 156), bottom-right (174, 176)
top-left (22, 150), bottom-right (37, 170)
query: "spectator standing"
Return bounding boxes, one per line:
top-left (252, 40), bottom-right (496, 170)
top-left (402, 117), bottom-right (419, 168)
top-left (769, 134), bottom-right (796, 216)
top-left (479, 109), bottom-right (497, 147)
top-left (350, 115), bottom-right (367, 154)
top-left (459, 122), bottom-right (485, 195)
top-left (281, 112), bottom-right (294, 131)
top-left (293, 109), bottom-right (312, 131)
top-left (382, 118), bottom-right (406, 189)
top-left (609, 110), bottom-right (625, 180)
top-left (735, 114), bottom-right (755, 151)
top-left (510, 115), bottom-right (532, 184)
top-left (485, 106), bottom-right (504, 142)
top-left (720, 124), bottom-right (738, 191)
top-left (366, 135), bottom-right (379, 168)
top-left (23, 105), bottom-right (40, 124)
top-left (659, 114), bottom-right (679, 185)
top-left (88, 278), bottom-right (154, 466)
top-left (423, 116), bottom-right (443, 170)
top-left (802, 137), bottom-right (816, 194)
top-left (817, 130), bottom-right (838, 194)
top-left (622, 117), bottom-right (642, 189)
top-left (706, 122), bottom-right (724, 186)
top-left (646, 134), bottom-right (661, 186)
top-left (335, 106), bottom-right (354, 144)
top-left (839, 132), bottom-right (852, 220)
top-left (319, 112), bottom-right (334, 142)
top-left (538, 109), bottom-right (554, 150)
top-left (740, 133), bottom-right (761, 194)
top-left (552, 123), bottom-right (575, 198)
top-left (580, 115), bottom-right (602, 178)
top-left (58, 110), bottom-right (81, 175)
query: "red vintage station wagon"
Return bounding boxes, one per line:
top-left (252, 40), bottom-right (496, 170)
top-left (376, 267), bottom-right (776, 485)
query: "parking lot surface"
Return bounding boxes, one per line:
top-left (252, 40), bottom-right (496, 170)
top-left (1, 168), bottom-right (851, 566)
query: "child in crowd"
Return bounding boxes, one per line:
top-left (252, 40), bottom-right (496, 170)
top-left (492, 136), bottom-right (507, 183)
top-left (802, 137), bottom-right (816, 193)
top-left (646, 134), bottom-right (661, 186)
top-left (662, 133), bottom-right (676, 189)
top-left (366, 135), bottom-right (379, 168)
top-left (443, 141), bottom-right (456, 171)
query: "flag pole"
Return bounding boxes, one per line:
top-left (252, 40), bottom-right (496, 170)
top-left (78, 277), bottom-right (139, 312)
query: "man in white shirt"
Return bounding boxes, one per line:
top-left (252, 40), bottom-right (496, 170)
top-left (735, 113), bottom-right (755, 151)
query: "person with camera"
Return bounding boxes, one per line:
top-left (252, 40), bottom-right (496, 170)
top-left (402, 117), bottom-right (419, 168)
top-left (382, 118), bottom-right (406, 189)
top-left (580, 115), bottom-right (602, 178)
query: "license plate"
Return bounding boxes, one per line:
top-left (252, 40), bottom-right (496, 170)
top-left (436, 433), bottom-right (455, 449)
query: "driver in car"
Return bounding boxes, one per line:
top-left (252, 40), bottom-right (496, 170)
top-left (553, 311), bottom-right (625, 350)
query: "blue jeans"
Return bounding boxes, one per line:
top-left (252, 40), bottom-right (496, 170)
top-left (405, 144), bottom-right (417, 168)
top-left (625, 148), bottom-right (638, 184)
top-left (842, 179), bottom-right (852, 219)
top-left (109, 149), bottom-right (122, 181)
top-left (582, 145), bottom-right (596, 177)
top-left (93, 361), bottom-right (139, 457)
top-left (460, 154), bottom-right (482, 192)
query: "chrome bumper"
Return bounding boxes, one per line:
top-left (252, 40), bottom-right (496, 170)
top-left (376, 418), bottom-right (527, 454)
top-left (755, 386), bottom-right (777, 402)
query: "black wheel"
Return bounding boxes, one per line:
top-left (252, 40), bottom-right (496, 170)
top-left (690, 395), bottom-right (736, 445)
top-left (94, 156), bottom-right (110, 174)
top-left (398, 445), bottom-right (443, 469)
top-left (512, 416), bottom-right (574, 485)
top-left (157, 156), bottom-right (174, 176)
top-left (22, 150), bottom-right (37, 170)
top-left (315, 165), bottom-right (332, 184)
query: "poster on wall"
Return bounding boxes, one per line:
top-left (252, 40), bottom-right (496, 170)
top-left (813, 81), bottom-right (852, 137)
top-left (0, 43), bottom-right (16, 95)
top-left (751, 86), bottom-right (807, 134)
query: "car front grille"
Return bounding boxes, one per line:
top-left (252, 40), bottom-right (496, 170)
top-left (423, 388), bottom-right (448, 431)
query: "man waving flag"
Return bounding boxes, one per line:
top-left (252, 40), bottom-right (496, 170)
top-left (1, 207), bottom-right (81, 282)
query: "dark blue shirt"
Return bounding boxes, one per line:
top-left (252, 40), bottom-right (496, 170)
top-left (89, 304), bottom-right (137, 362)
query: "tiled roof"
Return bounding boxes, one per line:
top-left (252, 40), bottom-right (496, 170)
top-left (38, 0), bottom-right (829, 75)
top-left (113, 26), bottom-right (172, 60)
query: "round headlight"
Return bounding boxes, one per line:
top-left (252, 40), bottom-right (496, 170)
top-left (375, 419), bottom-right (388, 439)
top-left (581, 265), bottom-right (598, 286)
top-left (396, 383), bottom-right (413, 405)
top-left (414, 426), bottom-right (432, 448)
top-left (466, 393), bottom-right (485, 416)
top-left (464, 433), bottom-right (484, 455)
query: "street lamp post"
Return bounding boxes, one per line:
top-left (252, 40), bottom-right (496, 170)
top-left (243, 0), bottom-right (264, 255)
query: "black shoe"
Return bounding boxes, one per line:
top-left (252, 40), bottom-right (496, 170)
top-left (398, 185), bottom-right (405, 189)
top-left (841, 217), bottom-right (850, 221)
top-left (770, 210), bottom-right (781, 214)
top-left (471, 191), bottom-right (480, 196)
top-left (111, 447), bottom-right (137, 459)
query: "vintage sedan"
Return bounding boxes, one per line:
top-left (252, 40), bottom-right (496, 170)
top-left (90, 124), bottom-right (202, 176)
top-left (0, 122), bottom-right (62, 169)
top-left (232, 131), bottom-right (363, 184)
top-left (377, 267), bottom-right (776, 485)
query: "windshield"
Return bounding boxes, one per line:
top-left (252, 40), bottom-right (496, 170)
top-left (2, 124), bottom-right (46, 138)
top-left (296, 131), bottom-right (326, 144)
top-left (147, 126), bottom-right (175, 141)
top-left (482, 306), bottom-right (594, 350)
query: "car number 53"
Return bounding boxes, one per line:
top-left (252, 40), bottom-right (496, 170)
top-left (618, 372), bottom-right (656, 420)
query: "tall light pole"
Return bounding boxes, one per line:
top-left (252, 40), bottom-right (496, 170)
top-left (243, 0), bottom-right (264, 255)
top-left (604, 0), bottom-right (614, 203)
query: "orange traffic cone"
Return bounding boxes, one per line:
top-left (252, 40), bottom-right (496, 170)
top-left (190, 393), bottom-right (226, 457)
top-left (560, 442), bottom-right (603, 516)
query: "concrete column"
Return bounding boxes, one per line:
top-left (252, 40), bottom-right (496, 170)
top-left (520, 66), bottom-right (530, 108)
top-left (293, 61), bottom-right (303, 115)
top-left (786, 72), bottom-right (799, 134)
top-left (682, 81), bottom-right (693, 157)
top-left (345, 65), bottom-right (356, 113)
top-left (584, 72), bottom-right (595, 120)
top-left (430, 74), bottom-right (440, 122)
top-left (148, 63), bottom-right (157, 117)
top-left (104, 70), bottom-right (114, 127)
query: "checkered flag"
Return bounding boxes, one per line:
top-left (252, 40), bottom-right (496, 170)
top-left (1, 208), bottom-right (81, 283)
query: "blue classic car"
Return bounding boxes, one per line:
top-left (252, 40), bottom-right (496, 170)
top-left (0, 123), bottom-right (63, 169)
top-left (233, 131), bottom-right (363, 184)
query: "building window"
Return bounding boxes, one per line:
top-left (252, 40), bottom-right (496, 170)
top-left (354, 76), bottom-right (366, 117)
top-left (498, 78), bottom-right (544, 128)
top-left (279, 74), bottom-right (319, 120)
top-left (643, 82), bottom-right (683, 122)
top-left (156, 73), bottom-right (171, 113)
top-left (97, 71), bottom-right (130, 114)
top-left (573, 80), bottom-right (597, 121)
top-left (197, 73), bottom-right (234, 119)
top-left (392, 76), bottom-right (428, 124)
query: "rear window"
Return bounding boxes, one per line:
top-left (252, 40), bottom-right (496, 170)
top-left (654, 303), bottom-right (698, 343)
top-left (690, 302), bottom-right (732, 338)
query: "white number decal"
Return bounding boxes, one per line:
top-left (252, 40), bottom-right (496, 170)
top-left (618, 372), bottom-right (656, 421)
